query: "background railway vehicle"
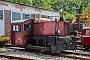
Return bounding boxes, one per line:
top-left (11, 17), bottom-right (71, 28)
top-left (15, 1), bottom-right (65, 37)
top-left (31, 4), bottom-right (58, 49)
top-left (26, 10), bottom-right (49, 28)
top-left (0, 36), bottom-right (10, 46)
top-left (70, 12), bottom-right (90, 44)
top-left (10, 18), bottom-right (78, 53)
top-left (81, 27), bottom-right (90, 50)
top-left (70, 12), bottom-right (90, 34)
top-left (70, 23), bottom-right (83, 44)
top-left (70, 12), bottom-right (90, 49)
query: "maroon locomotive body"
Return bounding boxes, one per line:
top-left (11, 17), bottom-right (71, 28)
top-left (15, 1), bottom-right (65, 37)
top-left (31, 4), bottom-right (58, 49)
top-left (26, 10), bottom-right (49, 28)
top-left (34, 22), bottom-right (55, 36)
top-left (10, 18), bottom-right (76, 53)
top-left (34, 22), bottom-right (69, 36)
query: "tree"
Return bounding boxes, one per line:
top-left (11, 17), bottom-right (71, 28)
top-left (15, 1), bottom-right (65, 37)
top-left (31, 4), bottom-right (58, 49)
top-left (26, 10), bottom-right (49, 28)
top-left (83, 2), bottom-right (90, 13)
top-left (11, 0), bottom-right (32, 5)
top-left (64, 12), bottom-right (75, 22)
top-left (32, 0), bottom-right (53, 10)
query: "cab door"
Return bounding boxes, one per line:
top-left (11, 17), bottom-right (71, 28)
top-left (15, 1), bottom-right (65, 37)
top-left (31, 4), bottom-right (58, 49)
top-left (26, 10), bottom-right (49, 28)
top-left (10, 25), bottom-right (15, 45)
top-left (15, 24), bottom-right (23, 46)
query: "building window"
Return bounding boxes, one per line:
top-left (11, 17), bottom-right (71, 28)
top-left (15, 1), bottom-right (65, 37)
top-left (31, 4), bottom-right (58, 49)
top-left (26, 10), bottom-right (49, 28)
top-left (41, 15), bottom-right (48, 18)
top-left (12, 12), bottom-right (21, 21)
top-left (31, 14), bottom-right (35, 18)
top-left (22, 13), bottom-right (30, 19)
top-left (48, 16), bottom-right (59, 21)
top-left (36, 14), bottom-right (40, 18)
top-left (31, 14), bottom-right (40, 18)
top-left (0, 10), bottom-right (3, 20)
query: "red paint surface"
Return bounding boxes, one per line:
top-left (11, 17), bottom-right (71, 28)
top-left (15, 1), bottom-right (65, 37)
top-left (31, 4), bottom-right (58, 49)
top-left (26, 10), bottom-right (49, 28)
top-left (15, 33), bottom-right (29, 46)
top-left (15, 33), bottom-right (23, 46)
top-left (44, 22), bottom-right (55, 35)
top-left (10, 25), bottom-right (16, 45)
top-left (81, 29), bottom-right (86, 35)
top-left (81, 36), bottom-right (90, 45)
top-left (64, 22), bottom-right (70, 36)
top-left (34, 22), bottom-right (70, 36)
top-left (73, 24), bottom-right (79, 31)
top-left (58, 22), bottom-right (64, 36)
top-left (34, 22), bottom-right (55, 35)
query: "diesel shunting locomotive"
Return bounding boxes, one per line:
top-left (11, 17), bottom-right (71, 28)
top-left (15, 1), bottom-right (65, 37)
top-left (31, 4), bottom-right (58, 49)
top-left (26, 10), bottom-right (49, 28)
top-left (10, 18), bottom-right (78, 53)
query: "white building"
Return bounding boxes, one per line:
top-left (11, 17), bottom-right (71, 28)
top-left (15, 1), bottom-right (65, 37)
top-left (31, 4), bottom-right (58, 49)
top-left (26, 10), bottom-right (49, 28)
top-left (0, 0), bottom-right (60, 36)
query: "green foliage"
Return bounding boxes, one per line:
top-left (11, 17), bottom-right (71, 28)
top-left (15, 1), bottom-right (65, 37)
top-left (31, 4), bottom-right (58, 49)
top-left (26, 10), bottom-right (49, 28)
top-left (64, 12), bottom-right (75, 22)
top-left (11, 0), bottom-right (32, 5)
top-left (83, 2), bottom-right (90, 13)
top-left (32, 0), bottom-right (53, 10)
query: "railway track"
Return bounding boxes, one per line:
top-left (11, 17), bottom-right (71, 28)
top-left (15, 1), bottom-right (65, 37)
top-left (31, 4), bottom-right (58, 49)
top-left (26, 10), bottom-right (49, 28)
top-left (0, 54), bottom-right (34, 60)
top-left (2, 46), bottom-right (90, 60)
top-left (42, 50), bottom-right (90, 60)
top-left (62, 50), bottom-right (90, 60)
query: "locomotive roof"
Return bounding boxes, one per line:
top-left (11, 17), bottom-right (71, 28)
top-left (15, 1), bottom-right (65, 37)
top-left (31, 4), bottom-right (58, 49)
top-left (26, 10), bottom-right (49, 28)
top-left (11, 19), bottom-right (30, 24)
top-left (11, 18), bottom-right (51, 24)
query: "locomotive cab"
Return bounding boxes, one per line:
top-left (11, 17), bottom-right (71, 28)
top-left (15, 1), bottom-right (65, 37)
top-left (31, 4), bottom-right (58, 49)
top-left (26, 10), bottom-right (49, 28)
top-left (10, 19), bottom-right (33, 47)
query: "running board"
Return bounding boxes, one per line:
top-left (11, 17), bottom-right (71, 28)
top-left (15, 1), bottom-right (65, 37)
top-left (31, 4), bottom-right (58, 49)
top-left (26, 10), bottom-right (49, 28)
top-left (25, 44), bottom-right (50, 51)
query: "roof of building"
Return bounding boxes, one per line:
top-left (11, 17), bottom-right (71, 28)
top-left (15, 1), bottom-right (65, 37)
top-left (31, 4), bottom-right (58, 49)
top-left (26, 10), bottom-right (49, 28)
top-left (82, 27), bottom-right (90, 29)
top-left (2, 0), bottom-right (59, 13)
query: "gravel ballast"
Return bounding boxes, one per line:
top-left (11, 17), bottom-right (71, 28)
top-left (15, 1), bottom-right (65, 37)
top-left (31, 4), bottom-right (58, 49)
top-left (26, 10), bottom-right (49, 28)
top-left (0, 48), bottom-right (80, 60)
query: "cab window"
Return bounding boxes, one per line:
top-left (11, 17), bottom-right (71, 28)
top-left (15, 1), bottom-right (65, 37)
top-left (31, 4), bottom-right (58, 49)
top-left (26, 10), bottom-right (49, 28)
top-left (24, 22), bottom-right (31, 31)
top-left (86, 30), bottom-right (90, 35)
top-left (16, 25), bottom-right (22, 32)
